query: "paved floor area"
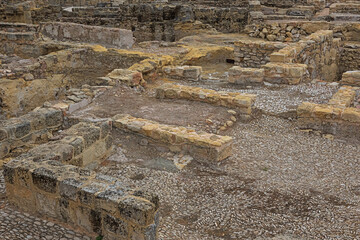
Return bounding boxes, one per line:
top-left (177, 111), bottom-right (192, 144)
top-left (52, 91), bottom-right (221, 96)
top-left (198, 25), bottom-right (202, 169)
top-left (98, 116), bottom-right (360, 240)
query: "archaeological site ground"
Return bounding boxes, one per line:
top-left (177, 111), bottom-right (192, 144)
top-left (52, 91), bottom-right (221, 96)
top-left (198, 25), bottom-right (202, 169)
top-left (0, 0), bottom-right (360, 239)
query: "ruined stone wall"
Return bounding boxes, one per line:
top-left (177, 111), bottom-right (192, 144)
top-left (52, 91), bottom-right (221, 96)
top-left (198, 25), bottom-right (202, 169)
top-left (245, 21), bottom-right (331, 42)
top-left (169, 0), bottom-right (248, 7)
top-left (0, 46), bottom-right (151, 116)
top-left (245, 21), bottom-right (360, 42)
top-left (234, 39), bottom-right (288, 67)
top-left (57, 5), bottom-right (247, 41)
top-left (340, 42), bottom-right (360, 73)
top-left (40, 22), bottom-right (134, 49)
top-left (297, 87), bottom-right (360, 138)
top-left (3, 120), bottom-right (159, 239)
top-left (260, 0), bottom-right (325, 10)
top-left (0, 107), bottom-right (63, 158)
top-left (269, 30), bottom-right (341, 82)
top-left (113, 113), bottom-right (234, 161)
top-left (329, 2), bottom-right (360, 14)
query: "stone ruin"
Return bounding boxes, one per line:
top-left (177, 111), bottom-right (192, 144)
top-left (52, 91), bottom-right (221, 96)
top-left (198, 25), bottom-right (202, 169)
top-left (0, 0), bottom-right (360, 239)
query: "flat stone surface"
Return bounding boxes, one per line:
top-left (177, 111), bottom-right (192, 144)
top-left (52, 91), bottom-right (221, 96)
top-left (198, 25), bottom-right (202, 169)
top-left (0, 170), bottom-right (91, 240)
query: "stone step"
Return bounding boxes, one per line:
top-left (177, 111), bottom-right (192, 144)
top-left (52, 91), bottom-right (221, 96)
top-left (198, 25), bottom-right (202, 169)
top-left (155, 83), bottom-right (256, 115)
top-left (113, 114), bottom-right (233, 162)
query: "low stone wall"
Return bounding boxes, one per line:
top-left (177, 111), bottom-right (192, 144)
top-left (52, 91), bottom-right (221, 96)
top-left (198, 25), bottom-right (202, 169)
top-left (297, 86), bottom-right (360, 138)
top-left (48, 4), bottom-right (247, 42)
top-left (41, 22), bottom-right (134, 49)
top-left (0, 31), bottom-right (36, 42)
top-left (228, 66), bottom-right (264, 85)
top-left (246, 21), bottom-right (360, 42)
top-left (269, 30), bottom-right (341, 82)
top-left (260, 0), bottom-right (325, 10)
top-left (340, 71), bottom-right (360, 86)
top-left (3, 122), bottom-right (159, 240)
top-left (263, 62), bottom-right (309, 84)
top-left (328, 86), bottom-right (357, 108)
top-left (330, 3), bottom-right (360, 14)
top-left (155, 83), bottom-right (256, 115)
top-left (234, 39), bottom-right (287, 67)
top-left (0, 21), bottom-right (38, 31)
top-left (30, 120), bottom-right (113, 168)
top-left (162, 65), bottom-right (202, 81)
top-left (340, 42), bottom-right (360, 73)
top-left (113, 114), bottom-right (233, 161)
top-left (245, 21), bottom-right (330, 42)
top-left (0, 107), bottom-right (63, 159)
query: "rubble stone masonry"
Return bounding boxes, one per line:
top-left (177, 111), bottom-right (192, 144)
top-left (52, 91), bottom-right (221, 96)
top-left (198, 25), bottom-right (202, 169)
top-left (3, 120), bottom-right (160, 239)
top-left (113, 114), bottom-right (233, 162)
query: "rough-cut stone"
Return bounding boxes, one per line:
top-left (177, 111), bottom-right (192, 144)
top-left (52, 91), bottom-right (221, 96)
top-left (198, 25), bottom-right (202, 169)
top-left (228, 66), bottom-right (264, 85)
top-left (155, 83), bottom-right (256, 115)
top-left (113, 114), bottom-right (233, 162)
top-left (107, 69), bottom-right (145, 86)
top-left (162, 65), bottom-right (202, 81)
top-left (3, 119), bottom-right (158, 240)
top-left (340, 71), bottom-right (360, 86)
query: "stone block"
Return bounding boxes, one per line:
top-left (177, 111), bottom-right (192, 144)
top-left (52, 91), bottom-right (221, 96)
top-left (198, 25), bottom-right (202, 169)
top-left (341, 71), bottom-right (360, 86)
top-left (228, 66), bottom-right (264, 85)
top-left (59, 177), bottom-right (87, 201)
top-left (103, 214), bottom-right (129, 237)
top-left (118, 196), bottom-right (157, 226)
top-left (78, 181), bottom-right (107, 206)
top-left (35, 192), bottom-right (60, 219)
top-left (107, 69), bottom-right (144, 86)
top-left (31, 167), bottom-right (60, 193)
top-left (162, 66), bottom-right (202, 81)
top-left (264, 63), bottom-right (308, 84)
top-left (342, 108), bottom-right (360, 123)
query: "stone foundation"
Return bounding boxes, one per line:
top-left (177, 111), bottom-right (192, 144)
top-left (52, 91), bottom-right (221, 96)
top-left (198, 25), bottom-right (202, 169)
top-left (162, 65), bottom-right (202, 81)
top-left (113, 114), bottom-right (233, 162)
top-left (234, 39), bottom-right (287, 67)
top-left (40, 22), bottom-right (134, 49)
top-left (269, 30), bottom-right (341, 82)
top-left (297, 86), bottom-right (360, 138)
top-left (0, 107), bottom-right (63, 159)
top-left (228, 66), bottom-right (264, 85)
top-left (263, 63), bottom-right (309, 84)
top-left (155, 83), bottom-right (256, 115)
top-left (340, 71), bottom-right (360, 86)
top-left (3, 120), bottom-right (159, 239)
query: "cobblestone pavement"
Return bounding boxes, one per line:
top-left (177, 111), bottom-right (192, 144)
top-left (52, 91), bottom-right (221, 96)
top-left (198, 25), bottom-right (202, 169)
top-left (0, 170), bottom-right (92, 240)
top-left (98, 116), bottom-right (360, 240)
